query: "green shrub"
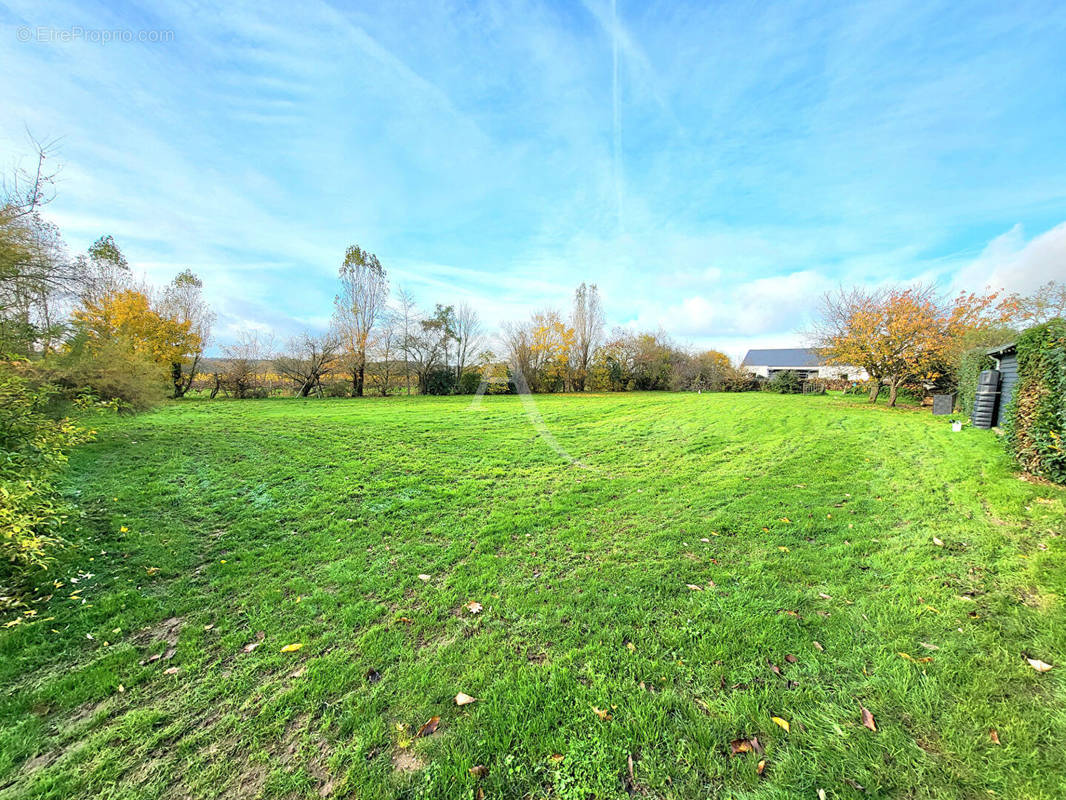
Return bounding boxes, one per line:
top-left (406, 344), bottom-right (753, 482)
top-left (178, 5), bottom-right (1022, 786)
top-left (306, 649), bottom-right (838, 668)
top-left (766, 370), bottom-right (802, 394)
top-left (458, 370), bottom-right (482, 394)
top-left (424, 368), bottom-right (456, 395)
top-left (1005, 318), bottom-right (1066, 483)
top-left (1, 365), bottom-right (93, 589)
top-left (44, 334), bottom-right (170, 411)
top-left (956, 349), bottom-right (995, 417)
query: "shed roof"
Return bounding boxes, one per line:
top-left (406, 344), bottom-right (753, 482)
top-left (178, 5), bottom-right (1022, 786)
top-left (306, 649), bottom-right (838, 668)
top-left (985, 341), bottom-right (1017, 356)
top-left (741, 347), bottom-right (822, 367)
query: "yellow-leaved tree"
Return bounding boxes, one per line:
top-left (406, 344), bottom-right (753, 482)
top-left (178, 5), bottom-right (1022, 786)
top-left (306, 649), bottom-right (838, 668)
top-left (812, 284), bottom-right (1002, 406)
top-left (73, 289), bottom-right (202, 369)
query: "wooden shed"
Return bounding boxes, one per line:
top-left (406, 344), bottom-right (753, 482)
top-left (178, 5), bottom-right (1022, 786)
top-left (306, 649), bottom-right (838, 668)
top-left (987, 342), bottom-right (1018, 426)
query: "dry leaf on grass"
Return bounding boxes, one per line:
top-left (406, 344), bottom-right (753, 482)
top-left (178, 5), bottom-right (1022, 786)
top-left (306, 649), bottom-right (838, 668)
top-left (417, 574), bottom-right (431, 582)
top-left (989, 729), bottom-right (1001, 745)
top-left (469, 765), bottom-right (488, 779)
top-left (464, 601), bottom-right (483, 614)
top-left (685, 584), bottom-right (703, 591)
top-left (164, 666), bottom-right (179, 675)
top-left (729, 739), bottom-right (752, 754)
top-left (280, 643), bottom-right (303, 653)
top-left (932, 537), bottom-right (944, 547)
top-left (415, 716), bottom-right (440, 738)
top-left (591, 706), bottom-right (611, 721)
top-left (785, 654), bottom-right (798, 664)
top-left (813, 641), bottom-right (824, 652)
top-left (756, 759), bottom-right (766, 775)
top-left (626, 641), bottom-right (636, 652)
top-left (860, 704), bottom-right (877, 732)
top-left (455, 692), bottom-right (477, 706)
top-left (1026, 657), bottom-right (1053, 672)
top-left (771, 716), bottom-right (790, 733)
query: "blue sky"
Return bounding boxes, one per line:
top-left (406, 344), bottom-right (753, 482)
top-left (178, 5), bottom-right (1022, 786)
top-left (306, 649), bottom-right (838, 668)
top-left (2, 0), bottom-right (1065, 357)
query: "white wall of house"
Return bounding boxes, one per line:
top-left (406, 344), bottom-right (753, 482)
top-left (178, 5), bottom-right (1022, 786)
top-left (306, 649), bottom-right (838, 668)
top-left (817, 365), bottom-right (868, 380)
top-left (745, 364), bottom-right (869, 380)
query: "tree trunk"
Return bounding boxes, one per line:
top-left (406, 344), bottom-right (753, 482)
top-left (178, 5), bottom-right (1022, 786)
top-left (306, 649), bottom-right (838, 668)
top-left (867, 379), bottom-right (880, 403)
top-left (887, 378), bottom-right (900, 407)
top-left (171, 362), bottom-right (184, 398)
top-left (209, 373), bottom-right (221, 400)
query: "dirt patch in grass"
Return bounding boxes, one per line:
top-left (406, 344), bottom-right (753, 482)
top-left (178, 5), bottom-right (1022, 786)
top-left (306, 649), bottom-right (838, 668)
top-left (392, 749), bottom-right (424, 773)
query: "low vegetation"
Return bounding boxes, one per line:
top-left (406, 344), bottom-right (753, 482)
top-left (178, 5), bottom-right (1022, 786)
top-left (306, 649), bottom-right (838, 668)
top-left (1, 393), bottom-right (1062, 799)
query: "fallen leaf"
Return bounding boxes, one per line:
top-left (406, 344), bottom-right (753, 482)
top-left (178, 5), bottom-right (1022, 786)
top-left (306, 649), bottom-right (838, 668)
top-left (845, 778), bottom-right (865, 791)
top-left (818, 789), bottom-right (827, 800)
top-left (767, 660), bottom-right (782, 676)
top-left (781, 517), bottom-right (791, 523)
top-left (469, 765), bottom-right (488, 779)
top-left (919, 642), bottom-right (939, 651)
top-left (932, 537), bottom-right (944, 547)
top-left (243, 641), bottom-right (261, 653)
top-left (860, 704), bottom-right (877, 732)
top-left (464, 601), bottom-right (483, 614)
top-left (818, 592), bottom-right (832, 600)
top-left (771, 716), bottom-right (790, 733)
top-left (415, 716), bottom-right (440, 737)
top-left (685, 584), bottom-right (703, 591)
top-left (729, 739), bottom-right (753, 754)
top-left (785, 654), bottom-right (798, 664)
top-left (145, 567), bottom-right (159, 576)
top-left (417, 574), bottom-right (431, 582)
top-left (549, 753), bottom-right (564, 762)
top-left (280, 643), bottom-right (303, 653)
top-left (756, 759), bottom-right (766, 775)
top-left (119, 526), bottom-right (129, 533)
top-left (164, 666), bottom-right (179, 675)
top-left (813, 641), bottom-right (824, 651)
top-left (1027, 657), bottom-right (1053, 672)
top-left (749, 736), bottom-right (764, 755)
top-left (591, 705), bottom-right (611, 721)
top-left (989, 729), bottom-right (1001, 745)
top-left (455, 692), bottom-right (477, 706)
top-left (395, 616), bottom-right (413, 624)
top-left (778, 546), bottom-right (790, 552)
top-left (626, 641), bottom-right (636, 652)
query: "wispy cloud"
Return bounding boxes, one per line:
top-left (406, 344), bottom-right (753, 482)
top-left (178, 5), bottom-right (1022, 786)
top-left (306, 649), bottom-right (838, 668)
top-left (2, 0), bottom-right (1064, 352)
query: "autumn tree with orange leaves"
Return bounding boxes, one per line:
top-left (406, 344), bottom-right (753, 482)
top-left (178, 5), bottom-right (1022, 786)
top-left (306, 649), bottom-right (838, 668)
top-left (812, 285), bottom-right (1003, 406)
top-left (73, 288), bottom-right (202, 369)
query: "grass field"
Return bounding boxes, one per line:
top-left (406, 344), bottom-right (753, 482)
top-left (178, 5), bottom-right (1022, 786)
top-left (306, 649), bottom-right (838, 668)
top-left (1, 392), bottom-right (1064, 799)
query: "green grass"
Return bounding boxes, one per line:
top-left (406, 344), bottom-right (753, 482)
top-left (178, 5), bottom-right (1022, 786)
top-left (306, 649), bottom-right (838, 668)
top-left (1, 392), bottom-right (1064, 799)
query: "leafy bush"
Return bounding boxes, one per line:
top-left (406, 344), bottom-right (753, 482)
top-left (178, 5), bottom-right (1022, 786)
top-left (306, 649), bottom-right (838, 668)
top-left (424, 368), bottom-right (456, 395)
top-left (458, 370), bottom-right (483, 394)
top-left (1, 365), bottom-right (92, 589)
top-left (44, 334), bottom-right (170, 411)
top-left (766, 370), bottom-right (802, 394)
top-left (1005, 319), bottom-right (1066, 483)
top-left (956, 349), bottom-right (995, 417)
top-left (322, 381), bottom-right (350, 398)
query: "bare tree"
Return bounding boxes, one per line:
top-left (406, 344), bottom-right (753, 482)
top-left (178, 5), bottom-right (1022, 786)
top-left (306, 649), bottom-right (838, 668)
top-left (367, 311), bottom-right (401, 396)
top-left (1004, 281), bottom-right (1066, 326)
top-left (569, 282), bottom-right (604, 391)
top-left (161, 269), bottom-right (215, 398)
top-left (396, 287), bottom-right (417, 395)
top-left (333, 244), bottom-right (388, 397)
top-left (275, 331), bottom-right (340, 397)
top-left (454, 303), bottom-right (484, 384)
top-left (220, 330), bottom-right (272, 399)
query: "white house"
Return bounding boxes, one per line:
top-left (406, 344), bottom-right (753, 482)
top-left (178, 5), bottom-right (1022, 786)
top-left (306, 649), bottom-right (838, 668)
top-left (741, 348), bottom-right (869, 381)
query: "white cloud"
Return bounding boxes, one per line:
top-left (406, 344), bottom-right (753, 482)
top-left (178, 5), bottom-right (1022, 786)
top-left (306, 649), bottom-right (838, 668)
top-left (953, 222), bottom-right (1066, 295)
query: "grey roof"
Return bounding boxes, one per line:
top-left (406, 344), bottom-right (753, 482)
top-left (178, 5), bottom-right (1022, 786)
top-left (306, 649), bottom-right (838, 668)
top-left (985, 341), bottom-right (1017, 356)
top-left (741, 347), bottom-right (822, 368)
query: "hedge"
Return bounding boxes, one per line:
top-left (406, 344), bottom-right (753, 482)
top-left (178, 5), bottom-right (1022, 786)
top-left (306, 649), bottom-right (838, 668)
top-left (956, 349), bottom-right (995, 417)
top-left (1005, 318), bottom-right (1066, 484)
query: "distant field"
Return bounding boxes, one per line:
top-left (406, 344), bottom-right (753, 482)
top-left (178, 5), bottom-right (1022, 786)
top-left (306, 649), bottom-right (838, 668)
top-left (1, 393), bottom-right (1063, 799)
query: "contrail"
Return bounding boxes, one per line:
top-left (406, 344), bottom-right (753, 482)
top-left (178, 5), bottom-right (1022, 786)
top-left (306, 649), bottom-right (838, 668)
top-left (612, 0), bottom-right (623, 232)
